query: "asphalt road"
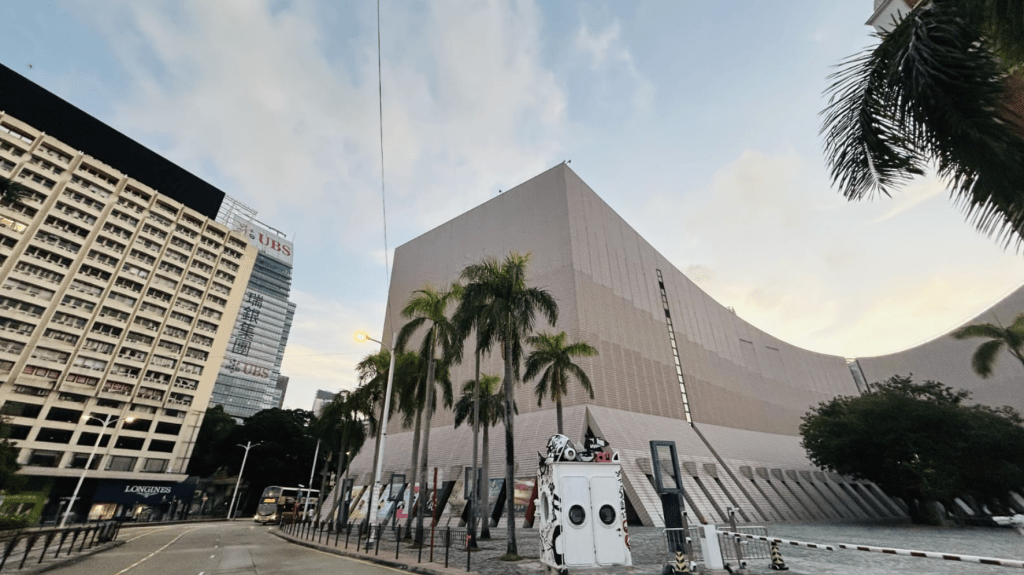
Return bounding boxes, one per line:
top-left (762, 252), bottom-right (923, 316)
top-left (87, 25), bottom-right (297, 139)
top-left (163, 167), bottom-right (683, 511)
top-left (44, 521), bottom-right (404, 575)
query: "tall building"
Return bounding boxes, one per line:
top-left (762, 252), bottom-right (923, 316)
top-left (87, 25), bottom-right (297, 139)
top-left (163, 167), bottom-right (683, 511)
top-left (0, 65), bottom-right (255, 521)
top-left (311, 389), bottom-right (337, 417)
top-left (343, 164), bottom-right (1024, 527)
top-left (209, 208), bottom-right (297, 421)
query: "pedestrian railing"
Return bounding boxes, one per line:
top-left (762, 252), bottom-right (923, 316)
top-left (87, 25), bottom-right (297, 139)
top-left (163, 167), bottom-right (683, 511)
top-left (280, 518), bottom-right (473, 571)
top-left (718, 526), bottom-right (771, 561)
top-left (0, 520), bottom-right (120, 572)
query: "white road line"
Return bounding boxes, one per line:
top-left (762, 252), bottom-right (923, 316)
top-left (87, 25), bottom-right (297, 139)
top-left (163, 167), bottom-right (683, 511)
top-left (125, 526), bottom-right (176, 542)
top-left (112, 527), bottom-right (202, 575)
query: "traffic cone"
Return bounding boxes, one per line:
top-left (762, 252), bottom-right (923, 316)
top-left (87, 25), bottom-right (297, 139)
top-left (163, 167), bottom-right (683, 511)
top-left (672, 544), bottom-right (690, 573)
top-left (769, 542), bottom-right (789, 571)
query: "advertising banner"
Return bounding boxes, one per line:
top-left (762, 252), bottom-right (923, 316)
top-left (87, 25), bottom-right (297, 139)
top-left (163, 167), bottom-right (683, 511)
top-left (236, 220), bottom-right (293, 266)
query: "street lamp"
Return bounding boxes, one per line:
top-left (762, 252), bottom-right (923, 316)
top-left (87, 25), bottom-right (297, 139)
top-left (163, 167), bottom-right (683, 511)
top-left (303, 438), bottom-right (320, 520)
top-left (353, 329), bottom-right (398, 542)
top-left (228, 441), bottom-right (261, 520)
top-left (61, 413), bottom-right (135, 528)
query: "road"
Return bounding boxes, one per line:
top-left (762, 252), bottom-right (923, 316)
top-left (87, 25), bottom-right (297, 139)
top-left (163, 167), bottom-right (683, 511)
top-left (44, 521), bottom-right (403, 575)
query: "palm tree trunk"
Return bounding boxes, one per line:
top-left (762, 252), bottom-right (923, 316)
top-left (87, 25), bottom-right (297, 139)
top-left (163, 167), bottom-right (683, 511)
top-left (404, 385), bottom-right (423, 535)
top-left (315, 451), bottom-right (332, 518)
top-left (556, 398), bottom-right (564, 436)
top-left (481, 421), bottom-right (491, 539)
top-left (365, 392), bottom-right (387, 528)
top-left (503, 336), bottom-right (518, 556)
top-left (415, 337), bottom-right (437, 543)
top-left (325, 443), bottom-right (350, 527)
top-left (470, 346), bottom-right (481, 544)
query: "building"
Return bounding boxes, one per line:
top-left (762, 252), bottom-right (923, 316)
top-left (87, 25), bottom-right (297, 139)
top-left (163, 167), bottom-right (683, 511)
top-left (208, 206), bottom-right (297, 421)
top-left (311, 389), bottom-right (337, 417)
top-left (338, 164), bottom-right (915, 527)
top-left (0, 64), bottom-right (256, 522)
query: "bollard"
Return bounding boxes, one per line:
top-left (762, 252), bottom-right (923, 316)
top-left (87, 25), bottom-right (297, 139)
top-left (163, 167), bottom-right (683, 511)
top-left (466, 530), bottom-right (471, 572)
top-left (445, 527), bottom-right (451, 569)
top-left (356, 523), bottom-right (362, 552)
top-left (39, 532), bottom-right (55, 564)
top-left (345, 523), bottom-right (352, 549)
top-left (396, 526), bottom-right (401, 560)
top-left (728, 507), bottom-right (744, 569)
top-left (418, 528), bottom-right (423, 563)
top-left (375, 526), bottom-right (381, 555)
top-left (54, 531), bottom-right (70, 558)
top-left (68, 529), bottom-right (81, 556)
top-left (702, 525), bottom-right (724, 571)
top-left (79, 527), bottom-right (89, 552)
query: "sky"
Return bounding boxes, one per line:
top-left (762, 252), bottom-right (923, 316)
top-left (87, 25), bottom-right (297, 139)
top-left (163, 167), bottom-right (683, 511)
top-left (2, 1), bottom-right (1022, 411)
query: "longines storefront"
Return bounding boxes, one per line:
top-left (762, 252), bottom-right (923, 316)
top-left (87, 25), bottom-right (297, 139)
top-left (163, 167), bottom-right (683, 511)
top-left (88, 479), bottom-right (197, 522)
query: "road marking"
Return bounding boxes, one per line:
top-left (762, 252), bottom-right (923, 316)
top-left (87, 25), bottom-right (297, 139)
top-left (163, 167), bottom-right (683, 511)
top-left (112, 527), bottom-right (202, 575)
top-left (209, 555), bottom-right (215, 558)
top-left (125, 526), bottom-right (176, 542)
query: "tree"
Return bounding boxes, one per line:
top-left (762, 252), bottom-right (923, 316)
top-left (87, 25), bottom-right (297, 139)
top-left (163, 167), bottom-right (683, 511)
top-left (396, 284), bottom-right (462, 542)
top-left (524, 331), bottom-right (597, 435)
top-left (0, 176), bottom-right (29, 205)
top-left (452, 374), bottom-right (514, 539)
top-left (314, 389), bottom-right (371, 524)
top-left (0, 417), bottom-right (24, 494)
top-left (186, 405), bottom-right (238, 477)
top-left (460, 252), bottom-right (557, 557)
top-left (950, 312), bottom-right (1024, 378)
top-left (800, 375), bottom-right (1024, 523)
top-left (821, 0), bottom-right (1024, 248)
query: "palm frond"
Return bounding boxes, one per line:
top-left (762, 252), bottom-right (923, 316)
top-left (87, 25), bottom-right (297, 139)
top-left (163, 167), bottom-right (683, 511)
top-left (971, 338), bottom-right (1005, 378)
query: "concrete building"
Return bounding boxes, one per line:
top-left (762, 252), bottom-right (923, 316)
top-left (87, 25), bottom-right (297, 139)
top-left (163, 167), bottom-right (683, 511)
top-left (312, 390), bottom-right (337, 417)
top-left (209, 208), bottom-right (297, 421)
top-left (341, 164), bottom-right (922, 527)
top-left (0, 65), bottom-right (256, 522)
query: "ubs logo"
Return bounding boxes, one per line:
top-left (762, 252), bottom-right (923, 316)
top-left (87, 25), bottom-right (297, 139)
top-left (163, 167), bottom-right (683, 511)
top-left (249, 230), bottom-right (292, 257)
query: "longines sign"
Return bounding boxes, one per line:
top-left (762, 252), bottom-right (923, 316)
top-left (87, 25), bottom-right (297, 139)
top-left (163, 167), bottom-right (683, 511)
top-left (124, 485), bottom-right (172, 498)
top-left (93, 480), bottom-right (194, 505)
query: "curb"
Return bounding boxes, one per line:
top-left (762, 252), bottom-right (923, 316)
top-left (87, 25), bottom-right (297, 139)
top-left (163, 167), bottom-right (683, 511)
top-left (16, 540), bottom-right (126, 575)
top-left (271, 529), bottom-right (457, 575)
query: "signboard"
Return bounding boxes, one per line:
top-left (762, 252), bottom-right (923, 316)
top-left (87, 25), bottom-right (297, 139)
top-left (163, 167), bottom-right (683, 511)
top-left (236, 220), bottom-right (293, 266)
top-left (92, 480), bottom-right (195, 505)
top-left (649, 441), bottom-right (684, 495)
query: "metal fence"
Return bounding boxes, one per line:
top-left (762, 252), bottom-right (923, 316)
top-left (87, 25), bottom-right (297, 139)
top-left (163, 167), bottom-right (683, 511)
top-left (664, 525), bottom-right (772, 565)
top-left (0, 520), bottom-right (121, 572)
top-left (280, 518), bottom-right (473, 571)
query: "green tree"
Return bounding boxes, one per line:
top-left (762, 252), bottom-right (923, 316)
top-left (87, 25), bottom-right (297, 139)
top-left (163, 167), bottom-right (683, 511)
top-left (452, 374), bottom-right (514, 539)
top-left (950, 313), bottom-right (1024, 378)
top-left (524, 331), bottom-right (597, 435)
top-left (0, 176), bottom-right (29, 204)
top-left (396, 284), bottom-right (462, 541)
top-left (186, 405), bottom-right (238, 477)
top-left (800, 375), bottom-right (1024, 524)
top-left (821, 0), bottom-right (1024, 248)
top-left (460, 252), bottom-right (557, 557)
top-left (0, 417), bottom-right (24, 494)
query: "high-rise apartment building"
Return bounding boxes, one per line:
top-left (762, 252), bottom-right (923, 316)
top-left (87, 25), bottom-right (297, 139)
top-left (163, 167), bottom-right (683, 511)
top-left (0, 65), bottom-right (256, 521)
top-left (210, 204), bottom-right (297, 421)
top-left (311, 389), bottom-right (337, 417)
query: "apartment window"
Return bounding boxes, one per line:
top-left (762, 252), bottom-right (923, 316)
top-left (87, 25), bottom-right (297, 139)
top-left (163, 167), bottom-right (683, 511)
top-left (87, 250), bottom-right (119, 268)
top-left (114, 436), bottom-right (144, 450)
top-left (170, 311), bottom-right (193, 325)
top-left (223, 248), bottom-right (243, 260)
top-left (61, 295), bottom-right (96, 312)
top-left (15, 262), bottom-right (64, 284)
top-left (148, 439), bottom-right (176, 453)
top-left (154, 422), bottom-right (181, 436)
top-left (96, 235), bottom-right (126, 254)
top-left (122, 418), bottom-right (152, 432)
top-left (185, 272), bottom-right (207, 286)
top-left (173, 377), bottom-right (198, 391)
top-left (23, 245), bottom-right (73, 268)
top-left (139, 302), bottom-right (167, 316)
top-left (136, 387), bottom-right (164, 401)
top-left (0, 401), bottom-right (43, 418)
top-left (196, 320), bottom-right (217, 334)
top-left (133, 317), bottom-right (160, 332)
top-left (42, 329), bottom-right (79, 344)
top-left (30, 347), bottom-right (70, 364)
top-left (151, 355), bottom-right (177, 369)
top-left (116, 197), bottom-right (145, 214)
top-left (0, 337), bottom-right (25, 355)
top-left (190, 334), bottom-right (212, 347)
top-left (111, 210), bottom-right (140, 227)
top-left (125, 332), bottom-right (154, 346)
top-left (0, 139), bottom-right (27, 157)
top-left (39, 145), bottom-right (72, 164)
top-left (180, 285), bottom-right (203, 299)
top-left (29, 155), bottom-right (66, 176)
top-left (78, 264), bottom-right (111, 281)
top-left (57, 392), bottom-right (88, 404)
top-left (158, 262), bottom-right (183, 276)
top-left (206, 227), bottom-right (225, 240)
top-left (164, 326), bottom-right (188, 340)
top-left (174, 299), bottom-right (198, 312)
top-left (171, 236), bottom-right (194, 251)
top-left (106, 456), bottom-right (137, 471)
top-left (72, 356), bottom-right (108, 371)
top-left (110, 364), bottom-right (140, 378)
top-left (83, 339), bottom-right (116, 355)
top-left (89, 322), bottom-right (123, 338)
top-left (102, 222), bottom-right (131, 240)
top-left (219, 260), bottom-right (239, 272)
top-left (136, 237), bottom-right (162, 253)
top-left (141, 224), bottom-right (167, 239)
top-left (123, 186), bottom-right (151, 203)
top-left (179, 362), bottom-right (203, 376)
top-left (191, 260), bottom-right (212, 273)
top-left (142, 458), bottom-right (169, 472)
top-left (77, 432), bottom-right (111, 447)
top-left (44, 407), bottom-right (83, 423)
top-left (112, 279), bottom-right (142, 296)
top-left (51, 312), bottom-right (87, 329)
top-left (55, 202), bottom-right (96, 224)
top-left (35, 428), bottom-right (73, 444)
top-left (35, 230), bottom-right (82, 254)
top-left (129, 249), bottom-right (156, 265)
top-left (117, 347), bottom-right (148, 362)
top-left (70, 279), bottom-right (104, 296)
top-left (61, 188), bottom-right (103, 209)
top-left (64, 374), bottom-right (99, 387)
top-left (69, 175), bottom-right (113, 198)
top-left (214, 271), bottom-right (235, 283)
top-left (207, 295), bottom-right (227, 307)
top-left (130, 404), bottom-right (157, 415)
top-left (2, 280), bottom-right (55, 302)
top-left (27, 450), bottom-right (62, 467)
top-left (157, 340), bottom-right (182, 354)
top-left (17, 168), bottom-right (56, 189)
top-left (146, 288), bottom-right (171, 303)
top-left (102, 381), bottom-right (134, 396)
top-left (121, 263), bottom-right (149, 280)
top-left (68, 453), bottom-right (102, 470)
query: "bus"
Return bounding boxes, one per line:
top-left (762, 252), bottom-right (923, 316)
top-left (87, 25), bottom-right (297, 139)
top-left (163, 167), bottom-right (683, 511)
top-left (255, 486), bottom-right (319, 524)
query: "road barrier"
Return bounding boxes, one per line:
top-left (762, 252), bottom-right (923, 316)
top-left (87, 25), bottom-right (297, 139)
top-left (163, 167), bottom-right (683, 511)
top-left (0, 520), bottom-right (120, 571)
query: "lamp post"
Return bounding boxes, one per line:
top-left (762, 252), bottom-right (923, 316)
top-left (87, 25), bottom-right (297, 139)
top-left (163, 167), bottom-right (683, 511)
top-left (228, 441), bottom-right (261, 520)
top-left (61, 413), bottom-right (135, 528)
top-left (303, 438), bottom-right (320, 520)
top-left (354, 330), bottom-right (398, 544)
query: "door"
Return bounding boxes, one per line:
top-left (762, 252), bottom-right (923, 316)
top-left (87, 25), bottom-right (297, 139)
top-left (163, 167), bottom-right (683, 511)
top-left (560, 476), bottom-right (593, 567)
top-left (591, 476), bottom-right (625, 565)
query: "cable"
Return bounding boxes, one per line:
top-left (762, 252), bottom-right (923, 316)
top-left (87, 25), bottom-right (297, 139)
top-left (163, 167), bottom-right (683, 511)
top-left (377, 0), bottom-right (396, 342)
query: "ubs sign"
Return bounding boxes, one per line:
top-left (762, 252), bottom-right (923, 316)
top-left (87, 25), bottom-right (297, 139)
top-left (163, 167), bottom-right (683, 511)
top-left (238, 221), bottom-right (294, 266)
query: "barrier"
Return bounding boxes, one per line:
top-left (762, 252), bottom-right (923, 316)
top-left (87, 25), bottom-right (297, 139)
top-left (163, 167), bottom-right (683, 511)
top-left (717, 530), bottom-right (835, 551)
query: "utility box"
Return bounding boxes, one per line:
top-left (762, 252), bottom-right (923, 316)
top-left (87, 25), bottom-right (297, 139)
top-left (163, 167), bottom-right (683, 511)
top-left (537, 434), bottom-right (631, 572)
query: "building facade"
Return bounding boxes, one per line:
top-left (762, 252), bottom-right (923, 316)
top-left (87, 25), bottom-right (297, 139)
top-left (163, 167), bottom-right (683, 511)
top-left (311, 390), bottom-right (337, 417)
top-left (208, 216), bottom-right (296, 421)
top-left (0, 65), bottom-right (255, 522)
top-left (340, 164), bottom-right (917, 527)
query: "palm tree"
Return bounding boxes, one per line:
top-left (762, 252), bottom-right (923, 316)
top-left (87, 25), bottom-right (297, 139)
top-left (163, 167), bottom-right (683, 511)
top-left (0, 176), bottom-right (29, 204)
top-left (524, 331), bottom-right (598, 435)
top-left (352, 347), bottom-right (418, 526)
top-left (460, 252), bottom-right (557, 557)
top-left (400, 355), bottom-right (453, 536)
top-left (821, 0), bottom-right (1024, 248)
top-left (314, 389), bottom-right (370, 525)
top-left (396, 284), bottom-right (463, 542)
top-left (951, 313), bottom-right (1024, 378)
top-left (452, 374), bottom-right (513, 539)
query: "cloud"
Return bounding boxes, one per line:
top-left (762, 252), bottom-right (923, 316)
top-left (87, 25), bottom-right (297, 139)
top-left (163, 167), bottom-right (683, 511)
top-left (869, 175), bottom-right (945, 224)
top-left (575, 19), bottom-right (653, 112)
